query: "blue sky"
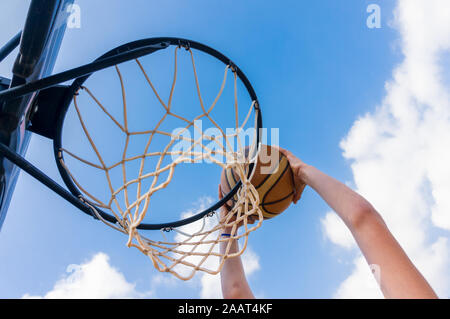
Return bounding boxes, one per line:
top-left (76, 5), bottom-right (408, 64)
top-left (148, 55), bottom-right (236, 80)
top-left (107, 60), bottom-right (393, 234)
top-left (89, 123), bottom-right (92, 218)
top-left (1, 0), bottom-right (449, 298)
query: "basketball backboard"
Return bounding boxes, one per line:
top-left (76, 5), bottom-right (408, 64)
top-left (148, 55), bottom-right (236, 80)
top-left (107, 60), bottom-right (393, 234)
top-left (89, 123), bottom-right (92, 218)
top-left (0, 0), bottom-right (74, 229)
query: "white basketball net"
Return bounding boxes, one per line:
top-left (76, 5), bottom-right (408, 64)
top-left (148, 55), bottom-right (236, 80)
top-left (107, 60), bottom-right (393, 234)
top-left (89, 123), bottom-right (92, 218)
top-left (58, 46), bottom-right (263, 280)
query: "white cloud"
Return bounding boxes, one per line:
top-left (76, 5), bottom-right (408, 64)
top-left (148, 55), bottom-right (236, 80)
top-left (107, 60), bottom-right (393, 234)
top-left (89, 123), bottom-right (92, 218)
top-left (23, 253), bottom-right (150, 299)
top-left (27, 198), bottom-right (261, 299)
top-left (321, 211), bottom-right (355, 249)
top-left (323, 0), bottom-right (450, 298)
top-left (334, 257), bottom-right (384, 299)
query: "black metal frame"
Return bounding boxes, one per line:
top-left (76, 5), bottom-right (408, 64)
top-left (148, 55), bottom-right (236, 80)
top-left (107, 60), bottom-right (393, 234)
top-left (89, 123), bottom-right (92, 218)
top-left (0, 32), bottom-right (21, 64)
top-left (0, 0), bottom-right (74, 230)
top-left (0, 37), bottom-right (262, 230)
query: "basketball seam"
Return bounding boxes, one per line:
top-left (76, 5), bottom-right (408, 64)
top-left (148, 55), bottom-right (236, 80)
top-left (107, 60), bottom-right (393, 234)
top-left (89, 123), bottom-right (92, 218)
top-left (254, 154), bottom-right (281, 189)
top-left (263, 190), bottom-right (294, 206)
top-left (225, 169), bottom-right (238, 205)
top-left (223, 154), bottom-right (294, 217)
top-left (261, 157), bottom-right (291, 216)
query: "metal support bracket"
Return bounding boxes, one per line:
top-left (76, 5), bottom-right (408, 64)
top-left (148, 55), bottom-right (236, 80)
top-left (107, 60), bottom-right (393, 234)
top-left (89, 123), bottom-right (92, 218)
top-left (27, 85), bottom-right (70, 140)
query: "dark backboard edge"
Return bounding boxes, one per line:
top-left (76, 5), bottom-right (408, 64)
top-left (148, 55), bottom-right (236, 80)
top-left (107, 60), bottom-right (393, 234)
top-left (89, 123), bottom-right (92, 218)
top-left (0, 0), bottom-right (74, 229)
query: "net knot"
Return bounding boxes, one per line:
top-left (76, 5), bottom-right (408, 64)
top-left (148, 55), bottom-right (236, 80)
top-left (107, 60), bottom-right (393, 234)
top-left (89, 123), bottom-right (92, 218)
top-left (177, 40), bottom-right (190, 51)
top-left (229, 62), bottom-right (237, 73)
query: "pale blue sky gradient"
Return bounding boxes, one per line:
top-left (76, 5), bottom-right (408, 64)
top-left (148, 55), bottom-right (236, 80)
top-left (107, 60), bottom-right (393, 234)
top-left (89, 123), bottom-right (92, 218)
top-left (0, 0), bottom-right (401, 298)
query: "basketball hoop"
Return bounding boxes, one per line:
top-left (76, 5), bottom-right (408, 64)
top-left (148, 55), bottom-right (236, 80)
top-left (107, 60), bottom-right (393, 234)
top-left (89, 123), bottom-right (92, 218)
top-left (0, 37), bottom-right (268, 280)
top-left (58, 38), bottom-right (265, 279)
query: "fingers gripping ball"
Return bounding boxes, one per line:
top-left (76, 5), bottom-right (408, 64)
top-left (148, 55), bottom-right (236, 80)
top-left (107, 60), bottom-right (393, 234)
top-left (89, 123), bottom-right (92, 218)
top-left (220, 145), bottom-right (297, 219)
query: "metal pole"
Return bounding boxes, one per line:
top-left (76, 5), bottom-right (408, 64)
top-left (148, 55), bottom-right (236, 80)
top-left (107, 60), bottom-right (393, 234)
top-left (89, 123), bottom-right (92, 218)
top-left (0, 43), bottom-right (169, 103)
top-left (0, 31), bottom-right (21, 63)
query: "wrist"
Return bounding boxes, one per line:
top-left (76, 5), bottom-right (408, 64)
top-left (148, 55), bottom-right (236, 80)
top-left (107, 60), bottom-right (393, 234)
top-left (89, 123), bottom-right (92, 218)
top-left (222, 227), bottom-right (234, 235)
top-left (219, 231), bottom-right (239, 253)
top-left (298, 163), bottom-right (313, 185)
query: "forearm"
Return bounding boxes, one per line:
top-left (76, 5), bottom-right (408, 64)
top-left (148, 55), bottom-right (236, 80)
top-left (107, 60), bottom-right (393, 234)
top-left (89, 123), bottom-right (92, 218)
top-left (301, 165), bottom-right (374, 228)
top-left (302, 165), bottom-right (437, 298)
top-left (220, 235), bottom-right (254, 299)
top-left (351, 212), bottom-right (437, 298)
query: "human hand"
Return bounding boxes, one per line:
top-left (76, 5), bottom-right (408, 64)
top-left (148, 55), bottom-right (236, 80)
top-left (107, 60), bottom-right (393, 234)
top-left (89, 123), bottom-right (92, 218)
top-left (274, 146), bottom-right (308, 204)
top-left (218, 184), bottom-right (257, 232)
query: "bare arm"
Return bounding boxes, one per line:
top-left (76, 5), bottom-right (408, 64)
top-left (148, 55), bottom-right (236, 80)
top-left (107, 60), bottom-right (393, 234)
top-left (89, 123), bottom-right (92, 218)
top-left (218, 185), bottom-right (255, 299)
top-left (278, 147), bottom-right (437, 299)
top-left (219, 234), bottom-right (255, 299)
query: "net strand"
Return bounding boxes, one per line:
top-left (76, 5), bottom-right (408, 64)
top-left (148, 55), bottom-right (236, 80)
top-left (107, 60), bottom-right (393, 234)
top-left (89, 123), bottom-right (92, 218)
top-left (60, 46), bottom-right (263, 280)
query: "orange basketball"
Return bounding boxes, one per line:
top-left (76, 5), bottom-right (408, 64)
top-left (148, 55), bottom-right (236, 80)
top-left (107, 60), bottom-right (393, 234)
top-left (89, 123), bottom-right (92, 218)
top-left (220, 145), bottom-right (295, 219)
